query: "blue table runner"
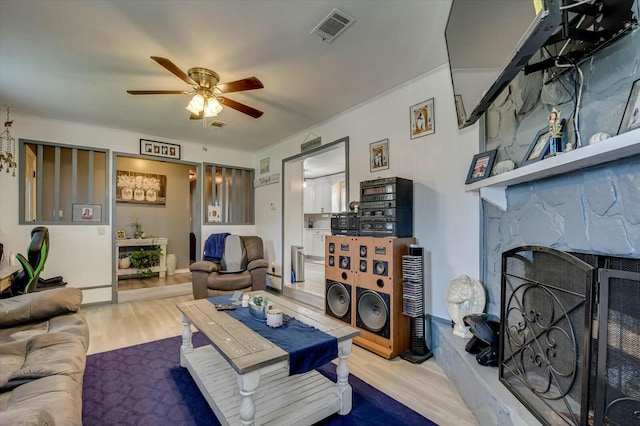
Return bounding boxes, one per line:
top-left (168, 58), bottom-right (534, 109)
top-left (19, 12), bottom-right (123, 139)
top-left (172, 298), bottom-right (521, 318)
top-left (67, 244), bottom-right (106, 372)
top-left (208, 296), bottom-right (338, 375)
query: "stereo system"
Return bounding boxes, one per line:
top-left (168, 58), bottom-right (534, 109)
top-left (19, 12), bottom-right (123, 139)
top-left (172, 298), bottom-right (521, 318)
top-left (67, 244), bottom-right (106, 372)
top-left (330, 212), bottom-right (359, 236)
top-left (331, 177), bottom-right (413, 237)
top-left (359, 177), bottom-right (413, 237)
top-left (325, 235), bottom-right (415, 359)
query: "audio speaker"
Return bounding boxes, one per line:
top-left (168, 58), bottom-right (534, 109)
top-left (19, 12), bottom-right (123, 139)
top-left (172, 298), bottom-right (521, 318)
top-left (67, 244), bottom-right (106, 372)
top-left (373, 260), bottom-right (388, 276)
top-left (359, 259), bottom-right (367, 273)
top-left (325, 236), bottom-right (356, 284)
top-left (355, 288), bottom-right (390, 339)
top-left (351, 236), bottom-right (416, 359)
top-left (325, 280), bottom-right (352, 324)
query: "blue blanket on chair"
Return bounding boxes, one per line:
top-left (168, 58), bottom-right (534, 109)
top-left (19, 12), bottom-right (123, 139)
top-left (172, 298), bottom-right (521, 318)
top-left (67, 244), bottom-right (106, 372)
top-left (203, 233), bottom-right (230, 262)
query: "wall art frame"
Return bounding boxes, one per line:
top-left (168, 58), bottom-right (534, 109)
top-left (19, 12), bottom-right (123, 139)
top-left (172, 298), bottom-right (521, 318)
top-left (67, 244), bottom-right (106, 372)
top-left (207, 205), bottom-right (222, 222)
top-left (72, 203), bottom-right (102, 222)
top-left (410, 98), bottom-right (435, 139)
top-left (140, 138), bottom-right (181, 160)
top-left (618, 78), bottom-right (640, 135)
top-left (521, 128), bottom-right (551, 167)
top-left (369, 138), bottom-right (389, 172)
top-left (116, 170), bottom-right (167, 205)
top-left (260, 157), bottom-right (270, 174)
top-left (465, 149), bottom-right (497, 184)
top-left (116, 228), bottom-right (127, 240)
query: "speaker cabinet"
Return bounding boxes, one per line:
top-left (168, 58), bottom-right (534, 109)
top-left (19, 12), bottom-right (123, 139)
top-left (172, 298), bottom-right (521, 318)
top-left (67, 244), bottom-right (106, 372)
top-left (355, 288), bottom-right (390, 339)
top-left (324, 235), bottom-right (415, 359)
top-left (325, 280), bottom-right (352, 324)
top-left (325, 236), bottom-right (356, 283)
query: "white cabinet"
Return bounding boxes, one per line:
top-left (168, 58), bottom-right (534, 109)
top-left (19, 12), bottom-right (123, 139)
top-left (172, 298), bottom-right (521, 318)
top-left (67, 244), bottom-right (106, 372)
top-left (303, 184), bottom-right (314, 213)
top-left (305, 229), bottom-right (331, 257)
top-left (304, 230), bottom-right (314, 256)
top-left (331, 180), bottom-right (346, 212)
top-left (304, 173), bottom-right (345, 213)
top-left (313, 181), bottom-right (332, 213)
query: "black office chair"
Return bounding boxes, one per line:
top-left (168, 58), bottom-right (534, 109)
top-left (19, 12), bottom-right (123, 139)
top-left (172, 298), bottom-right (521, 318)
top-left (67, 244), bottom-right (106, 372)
top-left (11, 226), bottom-right (50, 295)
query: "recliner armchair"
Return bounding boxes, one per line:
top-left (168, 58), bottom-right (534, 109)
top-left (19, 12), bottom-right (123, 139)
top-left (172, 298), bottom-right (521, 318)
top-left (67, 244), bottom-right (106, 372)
top-left (189, 235), bottom-right (268, 299)
top-left (11, 226), bottom-right (49, 295)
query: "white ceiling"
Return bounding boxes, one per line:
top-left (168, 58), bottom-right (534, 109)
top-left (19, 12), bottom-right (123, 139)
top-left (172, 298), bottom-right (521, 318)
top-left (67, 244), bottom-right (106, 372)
top-left (0, 0), bottom-right (453, 152)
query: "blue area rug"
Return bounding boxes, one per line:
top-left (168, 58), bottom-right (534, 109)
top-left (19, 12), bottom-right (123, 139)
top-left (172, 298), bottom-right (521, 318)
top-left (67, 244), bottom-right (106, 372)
top-left (82, 333), bottom-right (437, 425)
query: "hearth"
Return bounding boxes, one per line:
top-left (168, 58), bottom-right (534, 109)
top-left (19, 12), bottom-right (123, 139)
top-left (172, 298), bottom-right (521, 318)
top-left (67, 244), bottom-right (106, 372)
top-left (500, 246), bottom-right (640, 426)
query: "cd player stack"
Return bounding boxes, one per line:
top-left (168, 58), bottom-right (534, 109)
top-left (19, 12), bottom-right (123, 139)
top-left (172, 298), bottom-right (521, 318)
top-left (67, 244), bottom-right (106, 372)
top-left (359, 177), bottom-right (413, 237)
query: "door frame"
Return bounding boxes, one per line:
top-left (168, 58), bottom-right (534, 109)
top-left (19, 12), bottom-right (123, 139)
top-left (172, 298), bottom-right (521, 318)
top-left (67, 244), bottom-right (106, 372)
top-left (280, 136), bottom-right (349, 288)
top-left (111, 151), bottom-right (201, 303)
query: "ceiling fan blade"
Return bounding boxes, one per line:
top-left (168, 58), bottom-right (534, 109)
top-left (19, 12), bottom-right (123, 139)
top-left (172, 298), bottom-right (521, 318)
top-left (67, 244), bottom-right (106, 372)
top-left (127, 90), bottom-right (186, 95)
top-left (216, 77), bottom-right (264, 93)
top-left (219, 97), bottom-right (263, 118)
top-left (189, 111), bottom-right (204, 120)
top-left (150, 56), bottom-right (196, 86)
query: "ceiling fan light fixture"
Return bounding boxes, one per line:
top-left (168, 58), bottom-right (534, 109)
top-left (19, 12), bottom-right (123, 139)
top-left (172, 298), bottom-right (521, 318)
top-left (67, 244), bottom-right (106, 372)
top-left (203, 97), bottom-right (223, 117)
top-left (186, 93), bottom-right (205, 114)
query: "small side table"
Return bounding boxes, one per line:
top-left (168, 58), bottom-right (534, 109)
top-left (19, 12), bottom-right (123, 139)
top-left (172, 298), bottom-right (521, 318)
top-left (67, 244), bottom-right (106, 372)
top-left (0, 264), bottom-right (22, 293)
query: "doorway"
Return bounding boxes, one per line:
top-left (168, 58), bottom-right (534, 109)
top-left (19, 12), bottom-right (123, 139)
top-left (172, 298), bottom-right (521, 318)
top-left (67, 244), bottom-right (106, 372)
top-left (281, 137), bottom-right (348, 308)
top-left (113, 154), bottom-right (200, 303)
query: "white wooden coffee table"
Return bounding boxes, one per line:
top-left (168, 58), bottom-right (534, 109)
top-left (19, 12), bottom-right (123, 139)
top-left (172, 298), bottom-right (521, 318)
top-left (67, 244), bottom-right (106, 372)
top-left (177, 291), bottom-right (360, 426)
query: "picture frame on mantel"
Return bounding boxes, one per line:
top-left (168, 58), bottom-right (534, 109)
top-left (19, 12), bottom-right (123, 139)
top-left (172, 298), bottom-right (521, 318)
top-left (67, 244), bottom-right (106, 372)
top-left (618, 78), bottom-right (640, 135)
top-left (521, 128), bottom-right (551, 167)
top-left (465, 149), bottom-right (497, 184)
top-left (410, 98), bottom-right (435, 139)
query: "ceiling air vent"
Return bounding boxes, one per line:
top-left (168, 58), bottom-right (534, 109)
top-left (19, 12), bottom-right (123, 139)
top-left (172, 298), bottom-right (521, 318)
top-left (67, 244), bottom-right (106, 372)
top-left (209, 120), bottom-right (227, 129)
top-left (311, 9), bottom-right (355, 43)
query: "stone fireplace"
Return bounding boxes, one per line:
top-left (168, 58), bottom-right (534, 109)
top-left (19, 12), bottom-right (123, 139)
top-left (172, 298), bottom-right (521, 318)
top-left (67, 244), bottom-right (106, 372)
top-left (431, 17), bottom-right (640, 424)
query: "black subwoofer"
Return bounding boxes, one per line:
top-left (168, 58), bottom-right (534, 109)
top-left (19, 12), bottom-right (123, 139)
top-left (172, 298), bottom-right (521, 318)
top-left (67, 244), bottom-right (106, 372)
top-left (356, 288), bottom-right (390, 339)
top-left (325, 280), bottom-right (351, 324)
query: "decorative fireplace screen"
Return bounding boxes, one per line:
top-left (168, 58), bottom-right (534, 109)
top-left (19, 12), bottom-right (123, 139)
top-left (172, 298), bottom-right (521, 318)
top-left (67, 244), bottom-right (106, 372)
top-left (500, 246), bottom-right (640, 426)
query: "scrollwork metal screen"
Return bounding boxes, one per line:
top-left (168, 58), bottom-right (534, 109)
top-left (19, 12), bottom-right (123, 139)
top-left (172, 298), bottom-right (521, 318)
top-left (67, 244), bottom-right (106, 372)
top-left (500, 246), bottom-right (595, 426)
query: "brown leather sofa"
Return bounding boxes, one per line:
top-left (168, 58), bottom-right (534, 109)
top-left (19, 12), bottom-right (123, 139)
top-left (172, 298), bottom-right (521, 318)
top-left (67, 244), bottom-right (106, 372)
top-left (189, 235), bottom-right (268, 299)
top-left (0, 287), bottom-right (89, 426)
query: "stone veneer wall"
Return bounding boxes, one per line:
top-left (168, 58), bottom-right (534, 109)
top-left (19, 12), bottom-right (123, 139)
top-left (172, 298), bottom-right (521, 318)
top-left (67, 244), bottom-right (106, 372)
top-left (480, 18), bottom-right (640, 316)
top-left (433, 7), bottom-right (640, 425)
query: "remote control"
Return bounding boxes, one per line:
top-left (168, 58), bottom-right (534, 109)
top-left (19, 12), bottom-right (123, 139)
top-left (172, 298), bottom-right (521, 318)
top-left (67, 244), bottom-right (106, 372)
top-left (215, 304), bottom-right (236, 311)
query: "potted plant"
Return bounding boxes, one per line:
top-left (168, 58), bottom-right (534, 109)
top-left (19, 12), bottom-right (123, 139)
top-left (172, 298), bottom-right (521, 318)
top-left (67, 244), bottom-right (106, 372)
top-left (129, 245), bottom-right (162, 278)
top-left (130, 218), bottom-right (144, 239)
top-left (118, 254), bottom-right (131, 270)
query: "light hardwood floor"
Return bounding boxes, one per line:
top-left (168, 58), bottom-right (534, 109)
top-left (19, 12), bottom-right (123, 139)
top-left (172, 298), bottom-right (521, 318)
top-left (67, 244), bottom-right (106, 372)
top-left (81, 294), bottom-right (478, 426)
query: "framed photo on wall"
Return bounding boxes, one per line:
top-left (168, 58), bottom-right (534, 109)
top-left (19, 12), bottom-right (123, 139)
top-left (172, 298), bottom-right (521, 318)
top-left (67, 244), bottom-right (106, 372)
top-left (369, 139), bottom-right (389, 172)
top-left (207, 205), bottom-right (222, 222)
top-left (260, 157), bottom-right (270, 174)
top-left (72, 203), bottom-right (102, 222)
top-left (116, 170), bottom-right (167, 205)
top-left (465, 149), bottom-right (497, 184)
top-left (410, 98), bottom-right (435, 139)
top-left (618, 78), bottom-right (640, 135)
top-left (521, 128), bottom-right (551, 166)
top-left (140, 139), bottom-right (181, 160)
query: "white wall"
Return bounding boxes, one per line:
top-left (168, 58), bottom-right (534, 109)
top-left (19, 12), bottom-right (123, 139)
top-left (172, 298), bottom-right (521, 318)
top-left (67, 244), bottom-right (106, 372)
top-left (0, 113), bottom-right (254, 304)
top-left (254, 65), bottom-right (481, 319)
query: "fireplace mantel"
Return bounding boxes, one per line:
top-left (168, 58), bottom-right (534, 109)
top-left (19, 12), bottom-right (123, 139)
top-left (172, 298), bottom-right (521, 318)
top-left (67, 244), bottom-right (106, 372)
top-left (465, 129), bottom-right (640, 210)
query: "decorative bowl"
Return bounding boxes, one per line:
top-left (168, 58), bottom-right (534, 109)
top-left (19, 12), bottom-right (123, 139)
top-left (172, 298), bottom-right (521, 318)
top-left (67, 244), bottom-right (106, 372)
top-left (249, 301), bottom-right (272, 321)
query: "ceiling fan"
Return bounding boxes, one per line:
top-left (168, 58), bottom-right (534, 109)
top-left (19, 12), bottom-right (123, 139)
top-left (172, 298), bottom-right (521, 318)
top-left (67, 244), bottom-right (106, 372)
top-left (127, 56), bottom-right (264, 119)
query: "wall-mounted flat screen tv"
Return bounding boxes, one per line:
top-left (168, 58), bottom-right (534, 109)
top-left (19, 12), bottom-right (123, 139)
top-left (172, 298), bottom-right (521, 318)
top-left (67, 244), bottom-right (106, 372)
top-left (445, 0), bottom-right (562, 129)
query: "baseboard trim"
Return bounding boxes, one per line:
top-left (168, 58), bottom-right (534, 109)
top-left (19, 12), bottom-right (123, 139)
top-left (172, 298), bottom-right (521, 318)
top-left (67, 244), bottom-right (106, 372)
top-left (117, 282), bottom-right (192, 304)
